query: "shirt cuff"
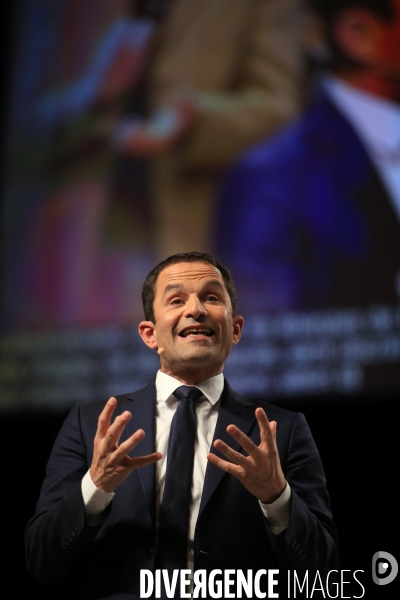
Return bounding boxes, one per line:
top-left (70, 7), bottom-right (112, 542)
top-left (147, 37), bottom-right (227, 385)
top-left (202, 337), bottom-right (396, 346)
top-left (259, 483), bottom-right (291, 535)
top-left (81, 470), bottom-right (115, 525)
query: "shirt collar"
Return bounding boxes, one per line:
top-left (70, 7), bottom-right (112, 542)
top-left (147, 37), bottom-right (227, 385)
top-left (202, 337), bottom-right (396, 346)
top-left (155, 370), bottom-right (224, 406)
top-left (323, 75), bottom-right (400, 158)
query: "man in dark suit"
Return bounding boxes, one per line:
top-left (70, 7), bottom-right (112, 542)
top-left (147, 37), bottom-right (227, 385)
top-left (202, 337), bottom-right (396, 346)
top-left (215, 0), bottom-right (400, 314)
top-left (26, 252), bottom-right (338, 599)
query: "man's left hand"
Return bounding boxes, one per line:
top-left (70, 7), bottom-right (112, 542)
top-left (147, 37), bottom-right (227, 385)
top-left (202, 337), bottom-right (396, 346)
top-left (207, 408), bottom-right (287, 504)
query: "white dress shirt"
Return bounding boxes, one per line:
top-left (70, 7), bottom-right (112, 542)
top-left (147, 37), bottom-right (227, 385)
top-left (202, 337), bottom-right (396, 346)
top-left (324, 75), bottom-right (400, 222)
top-left (82, 371), bottom-right (290, 570)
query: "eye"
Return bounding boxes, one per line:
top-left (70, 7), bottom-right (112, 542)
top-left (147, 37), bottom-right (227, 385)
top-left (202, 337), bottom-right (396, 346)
top-left (204, 295), bottom-right (219, 302)
top-left (170, 298), bottom-right (184, 305)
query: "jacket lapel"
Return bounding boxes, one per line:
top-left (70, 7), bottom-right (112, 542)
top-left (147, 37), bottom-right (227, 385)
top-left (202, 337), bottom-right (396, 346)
top-left (316, 93), bottom-right (400, 306)
top-left (121, 380), bottom-right (157, 526)
top-left (118, 379), bottom-right (257, 525)
top-left (198, 380), bottom-right (256, 517)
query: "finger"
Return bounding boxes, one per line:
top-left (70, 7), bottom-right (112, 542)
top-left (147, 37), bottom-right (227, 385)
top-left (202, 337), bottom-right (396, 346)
top-left (269, 420), bottom-right (277, 441)
top-left (125, 451), bottom-right (162, 470)
top-left (213, 439), bottom-right (248, 467)
top-left (96, 397), bottom-right (117, 439)
top-left (103, 410), bottom-right (132, 449)
top-left (207, 452), bottom-right (242, 477)
top-left (115, 428), bottom-right (147, 457)
top-left (225, 424), bottom-right (259, 457)
top-left (255, 408), bottom-right (276, 448)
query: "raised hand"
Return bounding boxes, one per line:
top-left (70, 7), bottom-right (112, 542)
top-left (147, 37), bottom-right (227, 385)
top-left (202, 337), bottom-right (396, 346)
top-left (90, 397), bottom-right (162, 493)
top-left (207, 407), bottom-right (287, 504)
top-left (114, 102), bottom-right (197, 157)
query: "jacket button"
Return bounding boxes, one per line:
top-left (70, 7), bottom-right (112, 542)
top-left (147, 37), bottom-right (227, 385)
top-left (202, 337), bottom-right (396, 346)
top-left (291, 538), bottom-right (297, 548)
top-left (294, 543), bottom-right (301, 553)
top-left (145, 548), bottom-right (153, 558)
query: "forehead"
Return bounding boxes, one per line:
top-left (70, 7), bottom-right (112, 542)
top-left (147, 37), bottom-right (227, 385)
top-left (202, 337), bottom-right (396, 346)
top-left (155, 261), bottom-right (226, 295)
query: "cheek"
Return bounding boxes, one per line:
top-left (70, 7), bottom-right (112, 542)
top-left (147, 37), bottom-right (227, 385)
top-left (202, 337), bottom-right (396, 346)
top-left (216, 307), bottom-right (230, 321)
top-left (156, 317), bottom-right (179, 340)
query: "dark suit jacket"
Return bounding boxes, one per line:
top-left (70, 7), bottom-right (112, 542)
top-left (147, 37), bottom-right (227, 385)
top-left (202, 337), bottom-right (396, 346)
top-left (26, 379), bottom-right (338, 599)
top-left (215, 90), bottom-right (400, 313)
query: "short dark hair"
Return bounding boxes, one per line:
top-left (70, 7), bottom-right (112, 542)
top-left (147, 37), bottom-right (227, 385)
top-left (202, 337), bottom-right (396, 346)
top-left (142, 252), bottom-right (238, 322)
top-left (310, 0), bottom-right (394, 24)
top-left (310, 0), bottom-right (395, 69)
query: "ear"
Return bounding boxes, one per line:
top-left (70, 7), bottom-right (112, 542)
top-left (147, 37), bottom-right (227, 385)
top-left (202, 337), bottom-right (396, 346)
top-left (138, 320), bottom-right (158, 350)
top-left (232, 315), bottom-right (244, 346)
top-left (332, 8), bottom-right (382, 65)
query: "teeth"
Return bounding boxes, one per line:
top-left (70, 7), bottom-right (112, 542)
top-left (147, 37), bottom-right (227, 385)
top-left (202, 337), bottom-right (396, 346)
top-left (181, 328), bottom-right (212, 337)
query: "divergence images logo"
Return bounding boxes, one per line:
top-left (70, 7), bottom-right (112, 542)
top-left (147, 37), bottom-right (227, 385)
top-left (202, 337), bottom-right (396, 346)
top-left (372, 552), bottom-right (398, 586)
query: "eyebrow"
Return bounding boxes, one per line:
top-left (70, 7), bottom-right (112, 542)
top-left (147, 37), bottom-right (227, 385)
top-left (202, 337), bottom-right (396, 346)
top-left (163, 283), bottom-right (184, 297)
top-left (162, 280), bottom-right (225, 297)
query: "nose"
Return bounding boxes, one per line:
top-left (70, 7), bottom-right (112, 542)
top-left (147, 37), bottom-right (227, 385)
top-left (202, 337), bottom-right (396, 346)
top-left (184, 294), bottom-right (207, 319)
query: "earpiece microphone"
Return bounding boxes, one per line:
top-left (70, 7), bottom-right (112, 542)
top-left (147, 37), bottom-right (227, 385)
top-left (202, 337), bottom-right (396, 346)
top-left (155, 348), bottom-right (165, 355)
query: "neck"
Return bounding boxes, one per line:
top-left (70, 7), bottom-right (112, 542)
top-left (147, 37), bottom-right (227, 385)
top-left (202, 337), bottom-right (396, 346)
top-left (160, 365), bottom-right (223, 385)
top-left (333, 68), bottom-right (400, 104)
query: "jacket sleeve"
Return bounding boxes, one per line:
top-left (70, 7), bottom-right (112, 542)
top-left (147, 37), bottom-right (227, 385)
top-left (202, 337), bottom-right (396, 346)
top-left (265, 411), bottom-right (339, 577)
top-left (25, 403), bottom-right (103, 584)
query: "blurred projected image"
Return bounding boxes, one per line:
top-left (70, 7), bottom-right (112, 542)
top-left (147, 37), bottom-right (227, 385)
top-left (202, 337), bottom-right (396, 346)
top-left (4, 0), bottom-right (161, 329)
top-left (3, 0), bottom-right (302, 330)
top-left (1, 0), bottom-right (399, 408)
top-left (216, 0), bottom-right (400, 394)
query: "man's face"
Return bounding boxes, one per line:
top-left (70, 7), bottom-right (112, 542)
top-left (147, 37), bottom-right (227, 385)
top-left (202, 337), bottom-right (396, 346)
top-left (139, 261), bottom-right (243, 382)
top-left (336, 0), bottom-right (400, 79)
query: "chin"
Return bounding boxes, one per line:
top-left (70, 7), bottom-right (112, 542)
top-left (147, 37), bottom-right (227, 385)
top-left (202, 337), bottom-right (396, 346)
top-left (183, 349), bottom-right (216, 363)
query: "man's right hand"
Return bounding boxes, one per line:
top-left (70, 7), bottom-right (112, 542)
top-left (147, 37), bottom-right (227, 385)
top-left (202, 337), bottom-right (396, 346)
top-left (90, 397), bottom-right (162, 493)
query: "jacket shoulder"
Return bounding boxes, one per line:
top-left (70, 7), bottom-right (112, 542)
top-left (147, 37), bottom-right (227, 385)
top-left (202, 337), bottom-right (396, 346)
top-left (224, 379), bottom-right (301, 424)
top-left (226, 93), bottom-right (349, 178)
top-left (78, 379), bottom-right (155, 421)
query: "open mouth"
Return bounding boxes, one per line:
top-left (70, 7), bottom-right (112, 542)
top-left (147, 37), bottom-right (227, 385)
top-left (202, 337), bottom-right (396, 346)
top-left (178, 327), bottom-right (214, 338)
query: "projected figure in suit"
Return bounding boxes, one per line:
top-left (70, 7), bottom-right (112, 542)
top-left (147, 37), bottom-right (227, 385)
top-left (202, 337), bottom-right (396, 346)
top-left (22, 0), bottom-right (306, 328)
top-left (26, 252), bottom-right (338, 599)
top-left (215, 0), bottom-right (400, 313)
top-left (115, 0), bottom-right (306, 258)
